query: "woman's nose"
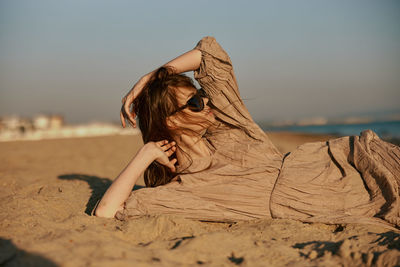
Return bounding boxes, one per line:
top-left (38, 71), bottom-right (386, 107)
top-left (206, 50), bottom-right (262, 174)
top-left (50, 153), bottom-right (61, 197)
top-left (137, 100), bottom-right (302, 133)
top-left (203, 97), bottom-right (209, 106)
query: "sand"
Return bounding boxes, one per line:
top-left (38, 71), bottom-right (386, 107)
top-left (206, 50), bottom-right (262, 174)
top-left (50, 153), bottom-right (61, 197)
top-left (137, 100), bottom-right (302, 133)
top-left (1, 132), bottom-right (399, 266)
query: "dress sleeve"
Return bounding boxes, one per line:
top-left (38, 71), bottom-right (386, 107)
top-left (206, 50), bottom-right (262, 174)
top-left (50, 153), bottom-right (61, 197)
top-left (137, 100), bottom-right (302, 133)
top-left (193, 36), bottom-right (267, 141)
top-left (193, 36), bottom-right (241, 100)
top-left (114, 180), bottom-right (237, 223)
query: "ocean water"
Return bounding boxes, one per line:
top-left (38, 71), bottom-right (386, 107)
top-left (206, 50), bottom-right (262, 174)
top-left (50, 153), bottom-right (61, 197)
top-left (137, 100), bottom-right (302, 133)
top-left (261, 120), bottom-right (400, 139)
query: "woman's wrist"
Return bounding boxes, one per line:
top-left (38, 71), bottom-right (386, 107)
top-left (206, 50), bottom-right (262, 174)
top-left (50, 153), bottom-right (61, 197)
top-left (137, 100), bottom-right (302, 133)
top-left (141, 70), bottom-right (156, 83)
top-left (140, 142), bottom-right (159, 162)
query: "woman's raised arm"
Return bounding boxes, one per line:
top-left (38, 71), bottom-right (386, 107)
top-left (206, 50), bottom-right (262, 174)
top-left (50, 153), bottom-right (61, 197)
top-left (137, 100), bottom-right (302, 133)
top-left (95, 140), bottom-right (177, 218)
top-left (120, 49), bottom-right (202, 128)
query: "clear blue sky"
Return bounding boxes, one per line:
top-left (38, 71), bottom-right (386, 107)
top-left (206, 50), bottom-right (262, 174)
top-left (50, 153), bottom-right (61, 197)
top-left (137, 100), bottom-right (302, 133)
top-left (1, 0), bottom-right (399, 124)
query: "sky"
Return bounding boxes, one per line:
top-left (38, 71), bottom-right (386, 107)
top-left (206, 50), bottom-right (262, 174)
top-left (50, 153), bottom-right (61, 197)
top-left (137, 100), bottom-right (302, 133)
top-left (1, 0), bottom-right (399, 124)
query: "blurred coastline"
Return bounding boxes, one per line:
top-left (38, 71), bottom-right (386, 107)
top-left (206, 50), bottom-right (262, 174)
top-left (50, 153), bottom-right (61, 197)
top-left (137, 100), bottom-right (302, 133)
top-left (261, 120), bottom-right (400, 146)
top-left (0, 114), bottom-right (139, 142)
top-left (1, 114), bottom-right (399, 146)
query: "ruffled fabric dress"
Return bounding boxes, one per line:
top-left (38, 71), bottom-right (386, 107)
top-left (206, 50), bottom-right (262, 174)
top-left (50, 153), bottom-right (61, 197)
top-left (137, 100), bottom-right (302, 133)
top-left (115, 37), bottom-right (400, 229)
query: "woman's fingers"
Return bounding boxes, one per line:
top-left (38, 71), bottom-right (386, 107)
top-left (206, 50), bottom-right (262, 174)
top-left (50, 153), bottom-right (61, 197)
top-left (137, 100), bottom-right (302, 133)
top-left (124, 99), bottom-right (136, 127)
top-left (120, 94), bottom-right (137, 128)
top-left (168, 158), bottom-right (178, 172)
top-left (120, 111), bottom-right (125, 128)
top-left (165, 146), bottom-right (176, 157)
top-left (156, 140), bottom-right (168, 146)
top-left (156, 140), bottom-right (176, 149)
top-left (161, 141), bottom-right (176, 151)
top-left (152, 141), bottom-right (177, 172)
top-left (120, 105), bottom-right (127, 128)
top-left (120, 96), bottom-right (128, 128)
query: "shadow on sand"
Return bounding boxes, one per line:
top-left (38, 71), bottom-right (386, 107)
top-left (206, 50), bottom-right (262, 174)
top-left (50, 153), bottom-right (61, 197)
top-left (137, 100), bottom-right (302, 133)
top-left (58, 174), bottom-right (144, 215)
top-left (0, 238), bottom-right (58, 267)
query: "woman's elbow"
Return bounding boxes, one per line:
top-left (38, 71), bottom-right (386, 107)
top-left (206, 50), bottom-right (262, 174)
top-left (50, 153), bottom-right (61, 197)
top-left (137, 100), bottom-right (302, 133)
top-left (94, 204), bottom-right (119, 218)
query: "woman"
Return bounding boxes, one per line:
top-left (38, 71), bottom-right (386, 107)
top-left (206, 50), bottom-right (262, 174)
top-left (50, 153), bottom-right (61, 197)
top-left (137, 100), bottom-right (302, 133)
top-left (96, 37), bottom-right (400, 229)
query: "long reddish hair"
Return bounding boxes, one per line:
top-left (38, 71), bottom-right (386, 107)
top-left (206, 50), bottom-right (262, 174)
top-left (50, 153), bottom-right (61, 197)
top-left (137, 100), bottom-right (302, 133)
top-left (135, 66), bottom-right (198, 187)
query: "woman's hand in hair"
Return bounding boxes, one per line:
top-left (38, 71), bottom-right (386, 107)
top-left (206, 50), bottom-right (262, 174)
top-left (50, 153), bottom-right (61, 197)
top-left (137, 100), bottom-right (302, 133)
top-left (120, 80), bottom-right (144, 128)
top-left (120, 90), bottom-right (136, 128)
top-left (145, 140), bottom-right (178, 172)
top-left (120, 72), bottom-right (155, 128)
top-left (121, 48), bottom-right (201, 128)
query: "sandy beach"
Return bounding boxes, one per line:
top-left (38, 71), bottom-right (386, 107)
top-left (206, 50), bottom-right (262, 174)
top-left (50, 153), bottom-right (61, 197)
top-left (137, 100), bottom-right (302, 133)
top-left (1, 132), bottom-right (399, 266)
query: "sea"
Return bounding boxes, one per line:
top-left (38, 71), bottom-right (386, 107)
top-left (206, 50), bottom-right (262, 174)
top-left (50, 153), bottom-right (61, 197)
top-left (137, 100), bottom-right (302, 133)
top-left (261, 120), bottom-right (400, 140)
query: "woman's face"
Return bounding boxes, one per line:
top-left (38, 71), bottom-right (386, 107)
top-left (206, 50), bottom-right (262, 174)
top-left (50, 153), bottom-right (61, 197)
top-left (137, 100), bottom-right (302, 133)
top-left (167, 86), bottom-right (215, 134)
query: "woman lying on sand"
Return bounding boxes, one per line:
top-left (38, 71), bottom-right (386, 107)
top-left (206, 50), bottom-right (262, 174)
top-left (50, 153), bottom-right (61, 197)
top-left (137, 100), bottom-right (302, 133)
top-left (96, 37), bottom-right (400, 230)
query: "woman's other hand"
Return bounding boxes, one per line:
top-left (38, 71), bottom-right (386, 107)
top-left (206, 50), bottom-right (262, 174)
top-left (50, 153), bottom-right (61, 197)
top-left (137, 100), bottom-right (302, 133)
top-left (95, 139), bottom-right (174, 218)
top-left (145, 140), bottom-right (177, 172)
top-left (120, 72), bottom-right (155, 128)
top-left (121, 49), bottom-right (201, 128)
top-left (120, 88), bottom-right (136, 128)
top-left (120, 79), bottom-right (145, 128)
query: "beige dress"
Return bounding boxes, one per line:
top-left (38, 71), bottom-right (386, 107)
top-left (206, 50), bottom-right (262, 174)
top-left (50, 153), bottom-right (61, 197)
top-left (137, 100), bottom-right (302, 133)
top-left (116, 37), bottom-right (400, 229)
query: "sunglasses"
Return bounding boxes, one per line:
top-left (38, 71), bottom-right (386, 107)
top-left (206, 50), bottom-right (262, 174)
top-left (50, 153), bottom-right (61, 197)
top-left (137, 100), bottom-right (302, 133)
top-left (170, 88), bottom-right (208, 115)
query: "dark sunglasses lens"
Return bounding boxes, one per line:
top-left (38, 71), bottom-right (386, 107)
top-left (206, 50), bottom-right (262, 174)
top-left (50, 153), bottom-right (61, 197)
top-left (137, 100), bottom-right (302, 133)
top-left (187, 95), bottom-right (204, 112)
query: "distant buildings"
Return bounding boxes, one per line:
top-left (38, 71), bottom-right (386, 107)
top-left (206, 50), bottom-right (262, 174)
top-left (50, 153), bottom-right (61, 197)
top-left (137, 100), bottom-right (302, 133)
top-left (30, 114), bottom-right (64, 130)
top-left (0, 114), bottom-right (139, 142)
